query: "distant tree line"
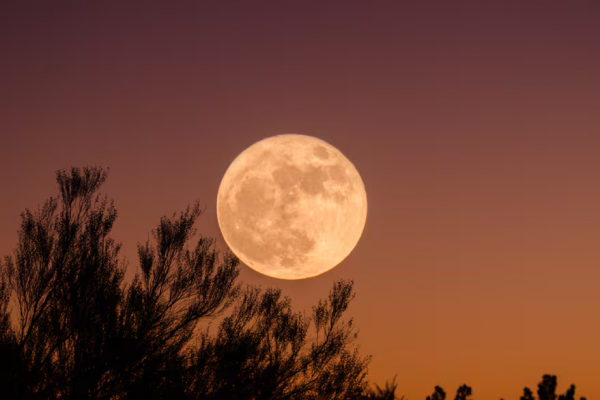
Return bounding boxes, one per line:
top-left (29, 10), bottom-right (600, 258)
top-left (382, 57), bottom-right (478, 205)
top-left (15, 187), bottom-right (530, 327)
top-left (0, 167), bottom-right (588, 400)
top-left (361, 374), bottom-right (586, 400)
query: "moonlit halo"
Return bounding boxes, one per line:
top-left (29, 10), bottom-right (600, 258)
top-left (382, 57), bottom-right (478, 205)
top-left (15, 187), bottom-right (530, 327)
top-left (216, 134), bottom-right (367, 280)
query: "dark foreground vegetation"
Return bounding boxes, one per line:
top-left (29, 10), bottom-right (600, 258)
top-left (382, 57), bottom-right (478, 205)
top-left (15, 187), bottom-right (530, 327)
top-left (0, 167), bottom-right (587, 400)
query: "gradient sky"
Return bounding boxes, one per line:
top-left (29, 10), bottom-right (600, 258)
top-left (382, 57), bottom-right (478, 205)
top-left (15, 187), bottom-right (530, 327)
top-left (1, 1), bottom-right (599, 398)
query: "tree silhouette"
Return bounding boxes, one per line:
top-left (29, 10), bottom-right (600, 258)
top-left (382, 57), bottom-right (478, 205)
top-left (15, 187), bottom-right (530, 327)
top-left (360, 375), bottom-right (400, 400)
top-left (0, 166), bottom-right (373, 399)
top-left (186, 280), bottom-right (370, 399)
top-left (454, 384), bottom-right (472, 400)
top-left (114, 200), bottom-right (240, 398)
top-left (1, 167), bottom-right (128, 398)
top-left (0, 273), bottom-right (20, 398)
top-left (537, 375), bottom-right (558, 400)
top-left (519, 375), bottom-right (587, 400)
top-left (427, 386), bottom-right (446, 400)
top-left (0, 167), bottom-right (593, 400)
top-left (521, 387), bottom-right (536, 400)
top-left (558, 384), bottom-right (576, 400)
top-left (1, 166), bottom-right (238, 398)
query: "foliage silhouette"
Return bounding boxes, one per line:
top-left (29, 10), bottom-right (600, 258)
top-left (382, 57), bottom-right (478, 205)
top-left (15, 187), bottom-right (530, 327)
top-left (186, 280), bottom-right (370, 399)
top-left (538, 374), bottom-right (558, 400)
top-left (0, 167), bottom-right (592, 400)
top-left (558, 385), bottom-right (576, 400)
top-left (519, 375), bottom-right (586, 400)
top-left (361, 375), bottom-right (401, 400)
top-left (453, 384), bottom-right (472, 400)
top-left (521, 387), bottom-right (536, 400)
top-left (0, 166), bottom-right (373, 399)
top-left (419, 375), bottom-right (585, 400)
top-left (426, 386), bottom-right (446, 400)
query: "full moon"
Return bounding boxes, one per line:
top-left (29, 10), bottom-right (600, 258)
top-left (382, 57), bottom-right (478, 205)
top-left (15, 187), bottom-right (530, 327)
top-left (216, 134), bottom-right (367, 280)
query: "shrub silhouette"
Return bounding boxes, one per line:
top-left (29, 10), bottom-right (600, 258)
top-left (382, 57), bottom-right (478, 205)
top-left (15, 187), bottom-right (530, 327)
top-left (538, 374), bottom-right (558, 400)
top-left (0, 167), bottom-right (590, 400)
top-left (361, 375), bottom-right (401, 400)
top-left (0, 166), bottom-right (371, 399)
top-left (454, 384), bottom-right (472, 400)
top-left (426, 386), bottom-right (446, 400)
top-left (520, 375), bottom-right (586, 400)
top-left (522, 387), bottom-right (536, 400)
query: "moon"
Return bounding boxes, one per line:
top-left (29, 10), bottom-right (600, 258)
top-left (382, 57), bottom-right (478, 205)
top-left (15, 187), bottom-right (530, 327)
top-left (216, 134), bottom-right (367, 280)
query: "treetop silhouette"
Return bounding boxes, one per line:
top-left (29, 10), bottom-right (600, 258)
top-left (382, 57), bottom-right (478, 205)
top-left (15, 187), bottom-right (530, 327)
top-left (0, 166), bottom-right (371, 399)
top-left (0, 167), bottom-right (590, 400)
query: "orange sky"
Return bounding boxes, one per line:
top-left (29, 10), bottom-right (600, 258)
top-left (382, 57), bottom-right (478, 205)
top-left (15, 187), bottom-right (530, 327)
top-left (1, 1), bottom-right (599, 398)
